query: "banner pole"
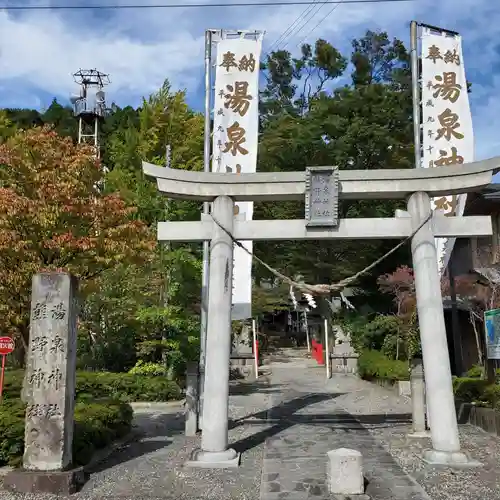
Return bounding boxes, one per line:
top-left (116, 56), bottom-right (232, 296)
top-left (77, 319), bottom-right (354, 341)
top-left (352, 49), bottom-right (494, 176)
top-left (0, 354), bottom-right (6, 402)
top-left (252, 319), bottom-right (258, 379)
top-left (410, 20), bottom-right (422, 170)
top-left (325, 318), bottom-right (330, 379)
top-left (199, 28), bottom-right (214, 431)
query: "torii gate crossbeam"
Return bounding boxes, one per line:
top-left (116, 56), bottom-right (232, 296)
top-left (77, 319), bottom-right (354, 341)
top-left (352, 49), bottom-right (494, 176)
top-left (157, 215), bottom-right (491, 242)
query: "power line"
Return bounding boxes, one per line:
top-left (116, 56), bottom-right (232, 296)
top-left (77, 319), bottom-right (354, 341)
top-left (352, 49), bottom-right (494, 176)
top-left (267, 0), bottom-right (321, 53)
top-left (296, 0), bottom-right (345, 46)
top-left (281, 0), bottom-right (328, 50)
top-left (0, 0), bottom-right (413, 10)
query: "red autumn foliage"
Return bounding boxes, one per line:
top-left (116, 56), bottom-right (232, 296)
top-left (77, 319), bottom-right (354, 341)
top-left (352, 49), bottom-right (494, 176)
top-left (377, 265), bottom-right (415, 315)
top-left (0, 126), bottom-right (155, 351)
top-left (442, 273), bottom-right (500, 316)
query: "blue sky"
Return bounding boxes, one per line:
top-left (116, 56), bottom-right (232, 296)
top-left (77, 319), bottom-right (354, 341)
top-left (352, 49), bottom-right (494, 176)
top-left (0, 0), bottom-right (499, 162)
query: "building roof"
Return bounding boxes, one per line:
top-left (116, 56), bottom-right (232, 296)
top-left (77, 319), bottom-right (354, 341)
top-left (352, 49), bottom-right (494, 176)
top-left (464, 184), bottom-right (500, 215)
top-left (474, 267), bottom-right (500, 284)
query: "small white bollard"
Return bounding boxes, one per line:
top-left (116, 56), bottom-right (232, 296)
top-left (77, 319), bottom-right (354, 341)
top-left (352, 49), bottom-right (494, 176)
top-left (327, 448), bottom-right (364, 495)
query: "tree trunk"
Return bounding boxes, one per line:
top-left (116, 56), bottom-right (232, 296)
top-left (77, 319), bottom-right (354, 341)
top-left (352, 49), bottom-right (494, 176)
top-left (16, 323), bottom-right (29, 368)
top-left (470, 313), bottom-right (484, 368)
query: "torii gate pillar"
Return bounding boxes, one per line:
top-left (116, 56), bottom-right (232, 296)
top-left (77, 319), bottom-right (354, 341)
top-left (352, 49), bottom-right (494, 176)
top-left (407, 192), bottom-right (478, 465)
top-left (186, 195), bottom-right (240, 467)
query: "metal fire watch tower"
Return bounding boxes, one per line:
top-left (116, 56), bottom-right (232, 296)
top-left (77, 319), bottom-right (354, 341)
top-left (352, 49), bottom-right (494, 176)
top-left (70, 69), bottom-right (110, 159)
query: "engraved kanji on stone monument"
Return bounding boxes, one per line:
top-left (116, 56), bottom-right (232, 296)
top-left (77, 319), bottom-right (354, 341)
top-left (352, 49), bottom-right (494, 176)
top-left (23, 272), bottom-right (78, 471)
top-left (304, 166), bottom-right (339, 227)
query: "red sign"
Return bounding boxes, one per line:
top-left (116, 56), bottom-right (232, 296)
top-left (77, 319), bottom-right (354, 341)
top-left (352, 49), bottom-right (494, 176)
top-left (0, 337), bottom-right (15, 355)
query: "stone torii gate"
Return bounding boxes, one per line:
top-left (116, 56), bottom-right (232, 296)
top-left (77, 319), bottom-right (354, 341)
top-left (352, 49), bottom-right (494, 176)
top-left (144, 157), bottom-right (499, 468)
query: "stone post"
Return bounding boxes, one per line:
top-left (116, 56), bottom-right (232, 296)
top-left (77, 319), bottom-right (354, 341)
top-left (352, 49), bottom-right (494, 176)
top-left (185, 362), bottom-right (199, 437)
top-left (197, 365), bottom-right (205, 432)
top-left (407, 357), bottom-right (428, 438)
top-left (327, 448), bottom-right (364, 495)
top-left (198, 281), bottom-right (209, 432)
top-left (187, 195), bottom-right (239, 467)
top-left (5, 272), bottom-right (84, 494)
top-left (407, 193), bottom-right (473, 466)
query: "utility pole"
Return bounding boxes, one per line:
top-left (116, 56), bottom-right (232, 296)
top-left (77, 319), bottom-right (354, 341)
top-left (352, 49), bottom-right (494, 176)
top-left (71, 69), bottom-right (110, 357)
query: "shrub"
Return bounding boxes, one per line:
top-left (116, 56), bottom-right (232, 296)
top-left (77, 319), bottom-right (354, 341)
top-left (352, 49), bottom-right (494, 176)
top-left (75, 372), bottom-right (182, 402)
top-left (1, 369), bottom-right (182, 403)
top-left (452, 377), bottom-right (500, 411)
top-left (452, 377), bottom-right (489, 402)
top-left (0, 400), bottom-right (25, 465)
top-left (482, 384), bottom-right (500, 410)
top-left (72, 400), bottom-right (133, 466)
top-left (465, 364), bottom-right (484, 378)
top-left (0, 398), bottom-right (133, 467)
top-left (358, 350), bottom-right (409, 382)
top-left (365, 315), bottom-right (401, 354)
top-left (1, 370), bottom-right (24, 401)
top-left (128, 360), bottom-right (167, 376)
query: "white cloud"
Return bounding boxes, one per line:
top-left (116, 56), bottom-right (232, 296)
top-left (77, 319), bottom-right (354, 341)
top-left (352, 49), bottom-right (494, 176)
top-left (0, 0), bottom-right (499, 160)
top-left (0, 1), bottom-right (205, 101)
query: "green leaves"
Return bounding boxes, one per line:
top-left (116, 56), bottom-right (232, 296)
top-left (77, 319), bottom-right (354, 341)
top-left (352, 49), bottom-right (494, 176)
top-left (255, 30), bottom-right (413, 296)
top-left (1, 30), bottom-right (420, 377)
top-left (77, 82), bottom-right (204, 373)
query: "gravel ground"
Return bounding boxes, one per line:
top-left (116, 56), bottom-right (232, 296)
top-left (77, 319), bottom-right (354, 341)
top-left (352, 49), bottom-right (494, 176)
top-left (0, 375), bottom-right (273, 500)
top-left (372, 420), bottom-right (500, 500)
top-left (2, 352), bottom-right (500, 500)
top-left (333, 375), bottom-right (500, 500)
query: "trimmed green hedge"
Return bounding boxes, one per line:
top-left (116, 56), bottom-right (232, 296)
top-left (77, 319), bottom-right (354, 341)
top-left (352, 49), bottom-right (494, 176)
top-left (73, 400), bottom-right (133, 466)
top-left (358, 350), bottom-right (409, 382)
top-left (453, 376), bottom-right (500, 411)
top-left (2, 370), bottom-right (182, 402)
top-left (0, 368), bottom-right (182, 467)
top-left (0, 398), bottom-right (133, 467)
top-left (452, 377), bottom-right (489, 402)
top-left (75, 372), bottom-right (182, 402)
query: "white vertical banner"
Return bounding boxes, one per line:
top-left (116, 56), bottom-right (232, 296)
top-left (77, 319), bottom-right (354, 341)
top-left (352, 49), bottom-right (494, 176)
top-left (421, 27), bottom-right (474, 274)
top-left (212, 34), bottom-right (263, 320)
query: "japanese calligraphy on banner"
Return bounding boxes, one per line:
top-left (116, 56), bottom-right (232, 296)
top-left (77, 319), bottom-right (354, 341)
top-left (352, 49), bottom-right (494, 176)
top-left (421, 27), bottom-right (474, 273)
top-left (212, 35), bottom-right (263, 320)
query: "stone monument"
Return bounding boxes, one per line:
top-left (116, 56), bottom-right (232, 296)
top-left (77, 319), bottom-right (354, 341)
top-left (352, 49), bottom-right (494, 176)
top-left (332, 325), bottom-right (358, 374)
top-left (231, 323), bottom-right (254, 378)
top-left (5, 272), bottom-right (84, 495)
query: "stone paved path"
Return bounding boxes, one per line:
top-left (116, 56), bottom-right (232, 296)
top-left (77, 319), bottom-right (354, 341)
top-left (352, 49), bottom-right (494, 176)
top-left (258, 354), bottom-right (430, 500)
top-left (2, 348), bottom-right (500, 499)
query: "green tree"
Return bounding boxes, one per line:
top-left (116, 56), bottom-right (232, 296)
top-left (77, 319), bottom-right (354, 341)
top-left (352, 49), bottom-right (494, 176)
top-left (0, 111), bottom-right (17, 142)
top-left (4, 108), bottom-right (43, 130)
top-left (0, 126), bottom-right (152, 365)
top-left (41, 99), bottom-right (76, 139)
top-left (254, 30), bottom-right (413, 301)
top-left (79, 81), bottom-right (205, 375)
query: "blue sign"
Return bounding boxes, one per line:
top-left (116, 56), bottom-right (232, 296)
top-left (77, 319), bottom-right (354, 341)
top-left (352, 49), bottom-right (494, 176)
top-left (484, 309), bottom-right (500, 360)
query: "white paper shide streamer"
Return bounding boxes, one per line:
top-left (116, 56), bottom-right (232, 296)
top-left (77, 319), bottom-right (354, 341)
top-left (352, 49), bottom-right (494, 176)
top-left (421, 28), bottom-right (474, 273)
top-left (212, 36), bottom-right (263, 320)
